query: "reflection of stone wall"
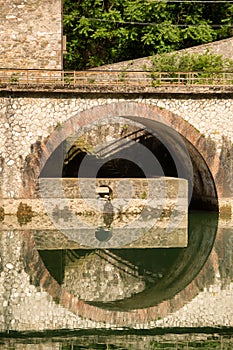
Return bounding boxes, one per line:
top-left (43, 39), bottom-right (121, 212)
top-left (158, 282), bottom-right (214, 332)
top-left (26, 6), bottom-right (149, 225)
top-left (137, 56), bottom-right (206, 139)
top-left (215, 228), bottom-right (233, 286)
top-left (0, 231), bottom-right (106, 332)
top-left (63, 250), bottom-right (146, 302)
top-left (0, 225), bottom-right (233, 331)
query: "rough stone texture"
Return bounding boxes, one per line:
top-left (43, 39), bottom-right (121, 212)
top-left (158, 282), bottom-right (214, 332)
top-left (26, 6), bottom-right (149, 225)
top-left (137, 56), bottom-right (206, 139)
top-left (0, 231), bottom-right (106, 332)
top-left (0, 0), bottom-right (62, 69)
top-left (153, 281), bottom-right (233, 328)
top-left (0, 95), bottom-right (232, 169)
top-left (0, 95), bottom-right (232, 217)
top-left (63, 250), bottom-right (146, 302)
top-left (0, 3), bottom-right (232, 333)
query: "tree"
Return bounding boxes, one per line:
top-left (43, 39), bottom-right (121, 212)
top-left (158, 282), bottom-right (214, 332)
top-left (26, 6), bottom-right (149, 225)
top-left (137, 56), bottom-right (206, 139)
top-left (63, 0), bottom-right (233, 70)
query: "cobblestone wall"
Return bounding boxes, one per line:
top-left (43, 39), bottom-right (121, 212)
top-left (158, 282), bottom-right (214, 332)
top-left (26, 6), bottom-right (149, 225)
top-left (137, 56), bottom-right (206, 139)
top-left (0, 94), bottom-right (232, 331)
top-left (0, 95), bottom-right (232, 169)
top-left (0, 94), bottom-right (232, 214)
top-left (0, 0), bottom-right (62, 69)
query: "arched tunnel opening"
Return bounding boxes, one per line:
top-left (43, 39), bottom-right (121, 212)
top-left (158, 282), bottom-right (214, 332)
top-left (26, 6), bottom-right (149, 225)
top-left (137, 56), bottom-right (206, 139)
top-left (41, 117), bottom-right (218, 211)
top-left (38, 117), bottom-right (219, 311)
top-left (63, 133), bottom-right (178, 179)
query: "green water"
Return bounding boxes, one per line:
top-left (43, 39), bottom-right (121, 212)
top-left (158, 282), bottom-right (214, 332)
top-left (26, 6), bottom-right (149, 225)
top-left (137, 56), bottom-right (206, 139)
top-left (0, 211), bottom-right (233, 348)
top-left (1, 333), bottom-right (233, 349)
top-left (38, 211), bottom-right (218, 310)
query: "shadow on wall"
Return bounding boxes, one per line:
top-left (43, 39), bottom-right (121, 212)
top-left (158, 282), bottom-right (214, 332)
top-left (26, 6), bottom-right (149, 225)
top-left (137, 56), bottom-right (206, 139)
top-left (40, 121), bottom-right (218, 211)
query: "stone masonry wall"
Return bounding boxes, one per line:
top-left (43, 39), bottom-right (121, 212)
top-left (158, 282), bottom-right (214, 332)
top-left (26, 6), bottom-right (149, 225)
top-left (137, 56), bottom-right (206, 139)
top-left (0, 0), bottom-right (62, 69)
top-left (0, 94), bottom-right (232, 331)
top-left (0, 94), bottom-right (232, 212)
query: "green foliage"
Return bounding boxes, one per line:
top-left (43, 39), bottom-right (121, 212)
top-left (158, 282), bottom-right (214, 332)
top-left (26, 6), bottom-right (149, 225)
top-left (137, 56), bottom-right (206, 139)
top-left (141, 191), bottom-right (147, 199)
top-left (149, 51), bottom-right (233, 85)
top-left (150, 50), bottom-right (233, 73)
top-left (10, 73), bottom-right (19, 83)
top-left (63, 0), bottom-right (233, 70)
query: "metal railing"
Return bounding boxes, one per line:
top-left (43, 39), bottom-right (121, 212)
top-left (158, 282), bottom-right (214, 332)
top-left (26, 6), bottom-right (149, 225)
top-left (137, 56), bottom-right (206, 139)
top-left (0, 68), bottom-right (233, 87)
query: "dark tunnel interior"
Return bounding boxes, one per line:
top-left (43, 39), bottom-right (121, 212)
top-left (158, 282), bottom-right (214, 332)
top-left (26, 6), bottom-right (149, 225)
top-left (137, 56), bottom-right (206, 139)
top-left (40, 120), bottom-right (218, 211)
top-left (38, 118), bottom-right (219, 311)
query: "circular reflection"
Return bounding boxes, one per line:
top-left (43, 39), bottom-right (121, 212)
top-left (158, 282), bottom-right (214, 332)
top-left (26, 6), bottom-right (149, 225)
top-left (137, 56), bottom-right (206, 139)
top-left (95, 227), bottom-right (112, 242)
top-left (38, 210), bottom-right (218, 311)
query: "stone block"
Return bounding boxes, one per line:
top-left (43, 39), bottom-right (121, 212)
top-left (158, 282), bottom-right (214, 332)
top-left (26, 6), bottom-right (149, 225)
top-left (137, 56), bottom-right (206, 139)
top-left (1, 177), bottom-right (188, 248)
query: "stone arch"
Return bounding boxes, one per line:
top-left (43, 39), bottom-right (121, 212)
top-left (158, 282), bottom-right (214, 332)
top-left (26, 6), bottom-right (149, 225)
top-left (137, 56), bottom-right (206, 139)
top-left (34, 101), bottom-right (219, 210)
top-left (22, 101), bottom-right (221, 326)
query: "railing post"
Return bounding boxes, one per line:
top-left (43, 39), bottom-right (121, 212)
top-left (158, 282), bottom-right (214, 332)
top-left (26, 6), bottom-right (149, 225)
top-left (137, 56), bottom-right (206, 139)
top-left (191, 72), bottom-right (194, 85)
top-left (2, 68), bottom-right (233, 89)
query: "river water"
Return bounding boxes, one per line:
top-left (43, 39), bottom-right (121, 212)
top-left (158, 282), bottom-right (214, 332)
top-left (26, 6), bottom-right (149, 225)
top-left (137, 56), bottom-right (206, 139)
top-left (1, 332), bottom-right (233, 349)
top-left (0, 211), bottom-right (233, 349)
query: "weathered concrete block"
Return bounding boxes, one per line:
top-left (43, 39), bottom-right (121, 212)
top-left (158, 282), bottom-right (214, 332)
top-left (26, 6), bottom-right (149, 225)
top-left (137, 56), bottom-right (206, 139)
top-left (1, 177), bottom-right (188, 248)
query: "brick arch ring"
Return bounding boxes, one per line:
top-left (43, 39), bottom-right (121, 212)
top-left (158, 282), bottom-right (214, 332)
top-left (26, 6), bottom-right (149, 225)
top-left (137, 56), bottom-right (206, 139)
top-left (23, 101), bottom-right (220, 327)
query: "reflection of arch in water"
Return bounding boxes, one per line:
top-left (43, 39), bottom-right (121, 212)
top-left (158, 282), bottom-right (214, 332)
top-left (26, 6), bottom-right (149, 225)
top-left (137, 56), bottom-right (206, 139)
top-left (38, 211), bottom-right (218, 311)
top-left (22, 211), bottom-right (218, 326)
top-left (23, 101), bottom-right (222, 325)
top-left (100, 211), bottom-right (218, 310)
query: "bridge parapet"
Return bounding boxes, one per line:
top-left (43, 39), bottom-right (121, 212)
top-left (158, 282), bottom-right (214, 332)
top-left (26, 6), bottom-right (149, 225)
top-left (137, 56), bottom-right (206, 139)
top-left (1, 69), bottom-right (233, 93)
top-left (0, 96), bottom-right (232, 214)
